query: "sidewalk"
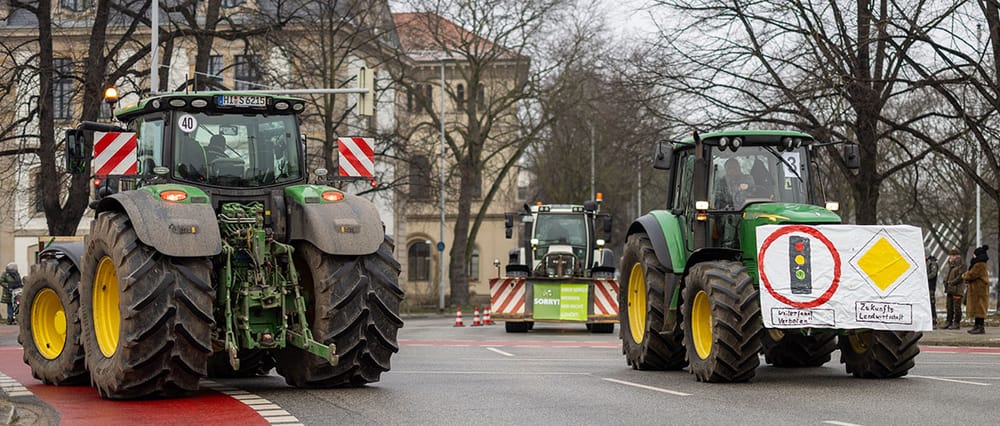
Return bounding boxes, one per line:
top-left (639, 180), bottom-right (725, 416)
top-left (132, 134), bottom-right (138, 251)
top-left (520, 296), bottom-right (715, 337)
top-left (921, 326), bottom-right (1000, 347)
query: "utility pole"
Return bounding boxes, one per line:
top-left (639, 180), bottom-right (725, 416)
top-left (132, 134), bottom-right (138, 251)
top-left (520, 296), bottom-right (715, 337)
top-left (438, 59), bottom-right (447, 310)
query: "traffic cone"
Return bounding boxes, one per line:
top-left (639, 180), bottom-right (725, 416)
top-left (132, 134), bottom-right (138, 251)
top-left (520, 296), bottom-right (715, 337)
top-left (453, 307), bottom-right (465, 327)
top-left (471, 306), bottom-right (483, 326)
top-left (483, 306), bottom-right (495, 325)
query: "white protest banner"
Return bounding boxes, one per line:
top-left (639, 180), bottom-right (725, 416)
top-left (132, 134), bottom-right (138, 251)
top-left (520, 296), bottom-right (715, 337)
top-left (756, 225), bottom-right (931, 331)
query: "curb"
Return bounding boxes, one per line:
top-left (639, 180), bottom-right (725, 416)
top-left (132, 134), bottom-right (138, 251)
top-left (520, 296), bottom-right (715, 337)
top-left (0, 401), bottom-right (14, 426)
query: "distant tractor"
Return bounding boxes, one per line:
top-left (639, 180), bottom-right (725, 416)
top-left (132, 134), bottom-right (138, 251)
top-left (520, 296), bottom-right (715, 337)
top-left (490, 197), bottom-right (618, 333)
top-left (19, 90), bottom-right (403, 399)
top-left (620, 130), bottom-right (927, 382)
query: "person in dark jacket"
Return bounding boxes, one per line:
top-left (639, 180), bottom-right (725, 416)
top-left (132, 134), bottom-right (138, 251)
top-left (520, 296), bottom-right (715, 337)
top-left (942, 249), bottom-right (966, 329)
top-left (1, 263), bottom-right (22, 325)
top-left (926, 254), bottom-right (939, 327)
top-left (962, 245), bottom-right (990, 334)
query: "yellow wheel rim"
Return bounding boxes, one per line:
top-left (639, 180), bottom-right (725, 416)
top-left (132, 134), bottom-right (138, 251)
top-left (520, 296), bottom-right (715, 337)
top-left (848, 333), bottom-right (871, 354)
top-left (691, 290), bottom-right (713, 359)
top-left (31, 288), bottom-right (67, 360)
top-left (627, 263), bottom-right (647, 344)
top-left (94, 256), bottom-right (121, 358)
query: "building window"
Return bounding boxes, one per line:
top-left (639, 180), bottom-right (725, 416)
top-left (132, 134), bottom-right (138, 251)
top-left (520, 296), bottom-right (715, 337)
top-left (456, 84), bottom-right (464, 111)
top-left (408, 241), bottom-right (431, 281)
top-left (234, 55), bottom-right (262, 90)
top-left (425, 85), bottom-right (433, 113)
top-left (221, 0), bottom-right (245, 7)
top-left (467, 248), bottom-right (479, 281)
top-left (61, 0), bottom-right (91, 12)
top-left (34, 172), bottom-right (45, 213)
top-left (207, 55), bottom-right (224, 83)
top-left (410, 155), bottom-right (431, 200)
top-left (476, 84), bottom-right (485, 109)
top-left (53, 58), bottom-right (73, 120)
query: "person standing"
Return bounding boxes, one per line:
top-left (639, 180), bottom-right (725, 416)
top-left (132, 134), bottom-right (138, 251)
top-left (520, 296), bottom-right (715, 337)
top-left (1, 263), bottom-right (22, 325)
top-left (963, 245), bottom-right (990, 334)
top-left (942, 249), bottom-right (966, 329)
top-left (926, 254), bottom-right (939, 327)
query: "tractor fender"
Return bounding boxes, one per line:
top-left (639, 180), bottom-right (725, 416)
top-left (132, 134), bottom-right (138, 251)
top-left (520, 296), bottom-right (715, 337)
top-left (95, 186), bottom-right (222, 258)
top-left (626, 211), bottom-right (686, 274)
top-left (37, 240), bottom-right (85, 272)
top-left (285, 190), bottom-right (383, 256)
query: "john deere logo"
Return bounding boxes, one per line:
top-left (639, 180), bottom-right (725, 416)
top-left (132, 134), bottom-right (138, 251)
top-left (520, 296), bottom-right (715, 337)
top-left (849, 230), bottom-right (918, 296)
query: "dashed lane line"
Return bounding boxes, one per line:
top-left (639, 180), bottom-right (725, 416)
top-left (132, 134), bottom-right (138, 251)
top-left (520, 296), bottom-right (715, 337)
top-left (822, 421), bottom-right (864, 426)
top-left (201, 380), bottom-right (303, 425)
top-left (600, 378), bottom-right (691, 396)
top-left (485, 347), bottom-right (515, 357)
top-left (908, 375), bottom-right (991, 386)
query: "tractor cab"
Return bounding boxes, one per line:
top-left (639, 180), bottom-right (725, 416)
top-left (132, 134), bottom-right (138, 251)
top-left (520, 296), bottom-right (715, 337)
top-left (504, 199), bottom-right (614, 278)
top-left (655, 131), bottom-right (853, 256)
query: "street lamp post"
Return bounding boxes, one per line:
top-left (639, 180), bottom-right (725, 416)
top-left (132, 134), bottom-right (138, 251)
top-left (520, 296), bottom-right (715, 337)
top-left (438, 60), bottom-right (447, 311)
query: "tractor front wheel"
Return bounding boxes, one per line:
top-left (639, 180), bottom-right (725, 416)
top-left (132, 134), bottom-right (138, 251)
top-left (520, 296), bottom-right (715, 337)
top-left (619, 233), bottom-right (686, 370)
top-left (838, 330), bottom-right (921, 378)
top-left (682, 261), bottom-right (762, 382)
top-left (18, 257), bottom-right (88, 385)
top-left (276, 238), bottom-right (404, 387)
top-left (80, 211), bottom-right (215, 399)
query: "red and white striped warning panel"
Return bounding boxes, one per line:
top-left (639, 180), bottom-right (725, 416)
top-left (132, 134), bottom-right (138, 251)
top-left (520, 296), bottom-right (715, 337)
top-left (593, 279), bottom-right (620, 316)
top-left (489, 278), bottom-right (526, 315)
top-left (338, 137), bottom-right (374, 177)
top-left (93, 131), bottom-right (137, 176)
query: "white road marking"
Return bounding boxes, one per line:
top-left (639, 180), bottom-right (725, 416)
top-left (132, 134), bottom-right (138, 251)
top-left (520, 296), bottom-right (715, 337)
top-left (0, 372), bottom-right (34, 398)
top-left (909, 375), bottom-right (991, 386)
top-left (600, 378), bottom-right (691, 396)
top-left (203, 379), bottom-right (303, 425)
top-left (485, 347), bottom-right (515, 357)
top-left (822, 421), bottom-right (864, 426)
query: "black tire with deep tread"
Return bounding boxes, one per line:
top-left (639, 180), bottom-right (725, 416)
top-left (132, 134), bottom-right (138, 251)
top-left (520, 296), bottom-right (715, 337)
top-left (275, 237), bottom-right (404, 387)
top-left (761, 331), bottom-right (836, 367)
top-left (207, 349), bottom-right (275, 378)
top-left (18, 258), bottom-right (88, 385)
top-left (682, 261), bottom-right (762, 382)
top-left (80, 211), bottom-right (215, 399)
top-left (619, 233), bottom-right (687, 370)
top-left (838, 330), bottom-right (921, 379)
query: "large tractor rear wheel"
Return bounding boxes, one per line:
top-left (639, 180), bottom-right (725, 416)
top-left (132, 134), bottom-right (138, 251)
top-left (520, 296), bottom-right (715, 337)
top-left (276, 237), bottom-right (404, 387)
top-left (80, 211), bottom-right (214, 399)
top-left (619, 233), bottom-right (686, 370)
top-left (839, 330), bottom-right (921, 378)
top-left (18, 257), bottom-right (88, 385)
top-left (761, 330), bottom-right (836, 367)
top-left (682, 261), bottom-right (762, 382)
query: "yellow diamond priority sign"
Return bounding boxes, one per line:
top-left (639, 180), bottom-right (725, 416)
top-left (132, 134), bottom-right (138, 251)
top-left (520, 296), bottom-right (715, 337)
top-left (849, 231), bottom-right (918, 296)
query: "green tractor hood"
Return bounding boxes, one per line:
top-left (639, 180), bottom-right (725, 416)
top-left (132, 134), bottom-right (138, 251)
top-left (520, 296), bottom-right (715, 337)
top-left (739, 202), bottom-right (841, 260)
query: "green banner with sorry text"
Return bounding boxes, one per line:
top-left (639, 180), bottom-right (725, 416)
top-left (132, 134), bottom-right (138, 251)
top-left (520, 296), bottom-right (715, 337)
top-left (533, 283), bottom-right (589, 321)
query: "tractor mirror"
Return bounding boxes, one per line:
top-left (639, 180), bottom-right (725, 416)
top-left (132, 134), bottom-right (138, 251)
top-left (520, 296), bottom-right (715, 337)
top-left (65, 129), bottom-right (89, 175)
top-left (504, 213), bottom-right (514, 239)
top-left (844, 144), bottom-right (860, 169)
top-left (603, 214), bottom-right (613, 235)
top-left (653, 142), bottom-right (672, 170)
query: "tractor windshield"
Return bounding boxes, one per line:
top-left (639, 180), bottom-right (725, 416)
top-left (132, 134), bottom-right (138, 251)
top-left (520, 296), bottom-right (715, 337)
top-left (532, 213), bottom-right (588, 260)
top-left (709, 146), bottom-right (809, 210)
top-left (173, 112), bottom-right (302, 187)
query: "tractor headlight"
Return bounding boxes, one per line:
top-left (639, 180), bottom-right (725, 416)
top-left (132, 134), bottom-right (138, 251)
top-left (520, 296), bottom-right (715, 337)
top-left (695, 200), bottom-right (710, 210)
top-left (825, 201), bottom-right (840, 212)
top-left (719, 137), bottom-right (729, 148)
top-left (731, 137), bottom-right (742, 151)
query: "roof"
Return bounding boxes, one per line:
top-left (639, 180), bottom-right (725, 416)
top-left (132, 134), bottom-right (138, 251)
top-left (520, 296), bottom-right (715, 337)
top-left (392, 12), bottom-right (519, 62)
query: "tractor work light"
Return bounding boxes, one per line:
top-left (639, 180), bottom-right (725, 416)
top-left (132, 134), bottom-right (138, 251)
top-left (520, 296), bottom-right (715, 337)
top-left (731, 137), bottom-right (742, 151)
top-left (719, 137), bottom-right (729, 148)
top-left (321, 191), bottom-right (344, 202)
top-left (825, 201), bottom-right (840, 212)
top-left (169, 99), bottom-right (187, 108)
top-left (159, 190), bottom-right (188, 202)
top-left (274, 101), bottom-right (290, 111)
top-left (695, 200), bottom-right (710, 210)
top-left (190, 99), bottom-right (209, 108)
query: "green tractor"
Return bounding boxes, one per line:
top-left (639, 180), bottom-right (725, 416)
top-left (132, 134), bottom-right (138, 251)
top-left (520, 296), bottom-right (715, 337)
top-left (619, 130), bottom-right (923, 382)
top-left (19, 92), bottom-right (403, 399)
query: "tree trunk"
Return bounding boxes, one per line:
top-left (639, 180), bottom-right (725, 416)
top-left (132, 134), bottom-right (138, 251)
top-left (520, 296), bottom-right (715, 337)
top-left (193, 0), bottom-right (223, 90)
top-left (448, 161), bottom-right (473, 306)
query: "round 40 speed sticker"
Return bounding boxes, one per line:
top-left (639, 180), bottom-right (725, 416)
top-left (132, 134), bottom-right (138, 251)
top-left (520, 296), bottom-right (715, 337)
top-left (177, 113), bottom-right (198, 133)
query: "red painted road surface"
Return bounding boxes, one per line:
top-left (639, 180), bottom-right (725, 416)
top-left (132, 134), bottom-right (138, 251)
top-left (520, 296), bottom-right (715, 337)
top-left (0, 347), bottom-right (268, 426)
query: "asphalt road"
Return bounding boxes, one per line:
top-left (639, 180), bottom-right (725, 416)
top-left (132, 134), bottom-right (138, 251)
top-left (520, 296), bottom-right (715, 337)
top-left (2, 319), bottom-right (999, 425)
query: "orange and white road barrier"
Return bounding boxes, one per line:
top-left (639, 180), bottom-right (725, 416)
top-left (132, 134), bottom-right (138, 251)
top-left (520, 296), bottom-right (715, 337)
top-left (471, 306), bottom-right (483, 327)
top-left (453, 307), bottom-right (465, 327)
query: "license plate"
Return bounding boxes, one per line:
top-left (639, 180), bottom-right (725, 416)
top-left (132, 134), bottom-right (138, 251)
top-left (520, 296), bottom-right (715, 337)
top-left (217, 95), bottom-right (268, 108)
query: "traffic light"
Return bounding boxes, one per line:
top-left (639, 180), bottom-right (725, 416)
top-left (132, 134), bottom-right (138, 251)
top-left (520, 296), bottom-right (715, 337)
top-left (789, 236), bottom-right (812, 295)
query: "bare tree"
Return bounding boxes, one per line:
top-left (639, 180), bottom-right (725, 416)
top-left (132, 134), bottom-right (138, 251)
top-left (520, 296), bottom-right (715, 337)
top-left (393, 0), bottom-right (586, 304)
top-left (637, 0), bottom-right (964, 224)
